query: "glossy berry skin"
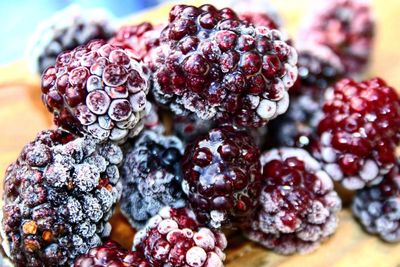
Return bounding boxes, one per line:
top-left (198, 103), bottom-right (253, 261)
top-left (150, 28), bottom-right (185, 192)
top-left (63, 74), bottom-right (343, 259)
top-left (28, 6), bottom-right (115, 74)
top-left (120, 131), bottom-right (186, 228)
top-left (182, 126), bottom-right (262, 228)
top-left (1, 129), bottom-right (123, 266)
top-left (353, 164), bottom-right (400, 242)
top-left (108, 22), bottom-right (162, 62)
top-left (300, 0), bottom-right (374, 75)
top-left (41, 39), bottom-right (150, 144)
top-left (245, 148), bottom-right (341, 255)
top-left (151, 4), bottom-right (298, 128)
top-left (315, 78), bottom-right (400, 190)
top-left (74, 240), bottom-right (150, 267)
top-left (239, 12), bottom-right (279, 29)
top-left (133, 207), bottom-right (227, 267)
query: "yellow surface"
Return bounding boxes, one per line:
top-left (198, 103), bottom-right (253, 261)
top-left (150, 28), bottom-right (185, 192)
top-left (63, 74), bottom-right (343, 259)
top-left (1, 0), bottom-right (400, 266)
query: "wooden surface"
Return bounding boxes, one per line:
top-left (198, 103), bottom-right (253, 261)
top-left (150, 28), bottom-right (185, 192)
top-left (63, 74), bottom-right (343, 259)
top-left (1, 0), bottom-right (400, 266)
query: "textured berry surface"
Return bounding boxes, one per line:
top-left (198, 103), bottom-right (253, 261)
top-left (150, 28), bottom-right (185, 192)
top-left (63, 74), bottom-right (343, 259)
top-left (315, 78), bottom-right (400, 190)
top-left (133, 207), bottom-right (227, 267)
top-left (173, 114), bottom-right (214, 143)
top-left (109, 22), bottom-right (162, 62)
top-left (28, 6), bottom-right (115, 74)
top-left (1, 129), bottom-right (123, 266)
top-left (120, 131), bottom-right (186, 228)
top-left (245, 148), bottom-right (341, 254)
top-left (142, 103), bottom-right (164, 134)
top-left (151, 4), bottom-right (297, 128)
top-left (41, 39), bottom-right (150, 143)
top-left (74, 240), bottom-right (150, 267)
top-left (182, 126), bottom-right (262, 228)
top-left (353, 163), bottom-right (400, 242)
top-left (300, 0), bottom-right (374, 74)
top-left (239, 12), bottom-right (279, 29)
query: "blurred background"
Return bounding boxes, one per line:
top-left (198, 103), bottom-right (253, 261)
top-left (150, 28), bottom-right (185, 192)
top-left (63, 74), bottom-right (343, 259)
top-left (0, 0), bottom-right (164, 64)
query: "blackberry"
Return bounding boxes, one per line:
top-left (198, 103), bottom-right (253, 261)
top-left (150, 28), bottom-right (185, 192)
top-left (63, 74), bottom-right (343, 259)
top-left (28, 6), bottom-right (115, 74)
top-left (108, 22), bottom-right (162, 62)
top-left (120, 131), bottom-right (186, 228)
top-left (151, 4), bottom-right (297, 128)
top-left (1, 129), bottom-right (123, 266)
top-left (133, 207), bottom-right (227, 267)
top-left (245, 148), bottom-right (341, 254)
top-left (239, 12), bottom-right (279, 29)
top-left (74, 240), bottom-right (150, 267)
top-left (352, 163), bottom-right (400, 242)
top-left (41, 39), bottom-right (150, 144)
top-left (315, 78), bottom-right (400, 190)
top-left (182, 126), bottom-right (262, 228)
top-left (143, 103), bottom-right (164, 134)
top-left (172, 114), bottom-right (214, 143)
top-left (300, 0), bottom-right (374, 75)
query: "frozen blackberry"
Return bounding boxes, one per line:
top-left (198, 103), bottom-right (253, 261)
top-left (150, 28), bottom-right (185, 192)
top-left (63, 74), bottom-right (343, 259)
top-left (352, 163), bottom-right (400, 242)
top-left (120, 131), bottom-right (186, 228)
top-left (28, 6), bottom-right (115, 74)
top-left (300, 0), bottom-right (374, 75)
top-left (74, 240), bottom-right (150, 267)
top-left (143, 103), bottom-right (164, 134)
top-left (173, 114), bottom-right (214, 143)
top-left (151, 4), bottom-right (297, 128)
top-left (133, 207), bottom-right (227, 267)
top-left (41, 39), bottom-right (150, 144)
top-left (108, 22), bottom-right (162, 62)
top-left (239, 12), bottom-right (279, 29)
top-left (182, 126), bottom-right (262, 228)
top-left (1, 129), bottom-right (123, 266)
top-left (315, 78), bottom-right (400, 190)
top-left (245, 148), bottom-right (341, 255)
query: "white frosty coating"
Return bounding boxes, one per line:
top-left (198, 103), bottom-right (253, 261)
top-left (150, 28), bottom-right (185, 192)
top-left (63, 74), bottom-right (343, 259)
top-left (256, 99), bottom-right (277, 119)
top-left (342, 176), bottom-right (366, 190)
top-left (194, 228), bottom-right (216, 250)
top-left (276, 91), bottom-right (290, 115)
top-left (324, 163), bottom-right (343, 181)
top-left (205, 252), bottom-right (224, 267)
top-left (186, 247), bottom-right (207, 266)
top-left (209, 210), bottom-right (227, 229)
top-left (359, 159), bottom-right (379, 181)
top-left (321, 147), bottom-right (337, 163)
top-left (157, 219), bottom-right (179, 234)
top-left (27, 5), bottom-right (116, 74)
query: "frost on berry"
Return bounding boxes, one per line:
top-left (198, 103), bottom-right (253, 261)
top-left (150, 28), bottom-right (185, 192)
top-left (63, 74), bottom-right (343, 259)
top-left (41, 39), bottom-right (150, 144)
top-left (353, 164), bottom-right (400, 242)
top-left (120, 131), bottom-right (186, 228)
top-left (299, 0), bottom-right (375, 75)
top-left (245, 148), bottom-right (341, 255)
top-left (133, 207), bottom-right (226, 267)
top-left (1, 129), bottom-right (123, 266)
top-left (182, 126), bottom-right (262, 228)
top-left (314, 78), bottom-right (400, 190)
top-left (74, 240), bottom-right (150, 267)
top-left (151, 4), bottom-right (297, 128)
top-left (28, 6), bottom-right (115, 74)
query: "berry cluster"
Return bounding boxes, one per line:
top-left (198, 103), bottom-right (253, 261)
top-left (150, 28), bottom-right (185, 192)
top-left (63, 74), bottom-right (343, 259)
top-left (4, 1), bottom-right (400, 266)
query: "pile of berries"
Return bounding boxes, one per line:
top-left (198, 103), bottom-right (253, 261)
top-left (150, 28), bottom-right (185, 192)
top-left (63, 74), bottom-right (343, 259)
top-left (2, 0), bottom-right (400, 266)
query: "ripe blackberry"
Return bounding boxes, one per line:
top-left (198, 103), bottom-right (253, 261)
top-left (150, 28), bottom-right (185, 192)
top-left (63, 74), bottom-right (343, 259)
top-left (1, 129), bottom-right (123, 266)
top-left (108, 22), bottom-right (162, 62)
top-left (173, 114), bottom-right (214, 143)
top-left (315, 78), bottom-right (400, 190)
top-left (245, 148), bottom-right (341, 255)
top-left (352, 163), bottom-right (400, 242)
top-left (182, 126), bottom-right (262, 228)
top-left (28, 6), bottom-right (115, 74)
top-left (300, 0), bottom-right (374, 75)
top-left (120, 131), bottom-right (186, 228)
top-left (41, 39), bottom-right (150, 144)
top-left (74, 240), bottom-right (150, 267)
top-left (151, 4), bottom-right (297, 128)
top-left (239, 12), bottom-right (279, 29)
top-left (133, 207), bottom-right (227, 267)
